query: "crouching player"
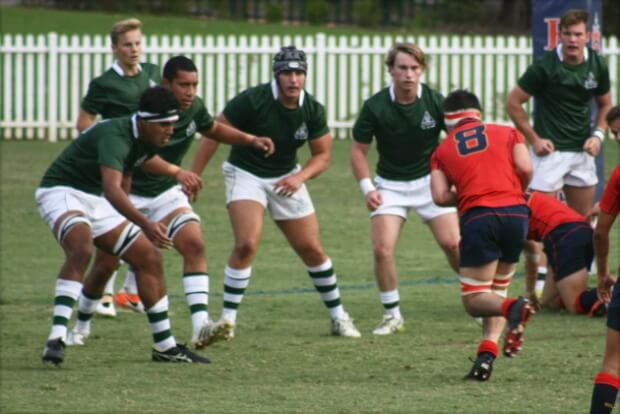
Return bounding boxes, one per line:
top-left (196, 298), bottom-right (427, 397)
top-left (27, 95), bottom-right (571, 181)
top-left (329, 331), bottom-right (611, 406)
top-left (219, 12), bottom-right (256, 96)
top-left (589, 106), bottom-right (620, 414)
top-left (37, 86), bottom-right (209, 365)
top-left (430, 90), bottom-right (535, 381)
top-left (524, 191), bottom-right (605, 316)
top-left (67, 56), bottom-right (274, 350)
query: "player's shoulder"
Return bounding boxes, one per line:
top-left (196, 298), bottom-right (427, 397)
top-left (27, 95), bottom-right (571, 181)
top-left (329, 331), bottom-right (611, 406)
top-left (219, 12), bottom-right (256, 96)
top-left (141, 62), bottom-right (161, 76)
top-left (365, 87), bottom-right (390, 104)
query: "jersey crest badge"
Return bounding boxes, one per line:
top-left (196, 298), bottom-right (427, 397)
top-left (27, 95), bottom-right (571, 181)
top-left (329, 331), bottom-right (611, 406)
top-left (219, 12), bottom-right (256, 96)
top-left (186, 120), bottom-right (197, 137)
top-left (294, 122), bottom-right (309, 140)
top-left (149, 79), bottom-right (158, 87)
top-left (420, 111), bottom-right (436, 130)
top-left (133, 155), bottom-right (148, 167)
top-left (584, 72), bottom-right (598, 90)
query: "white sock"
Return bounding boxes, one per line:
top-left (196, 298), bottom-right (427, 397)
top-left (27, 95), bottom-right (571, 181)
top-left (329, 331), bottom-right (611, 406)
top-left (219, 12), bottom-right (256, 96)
top-left (379, 289), bottom-right (402, 320)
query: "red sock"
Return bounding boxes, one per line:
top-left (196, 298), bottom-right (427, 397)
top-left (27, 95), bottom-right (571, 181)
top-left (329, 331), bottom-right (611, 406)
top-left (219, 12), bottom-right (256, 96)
top-left (500, 298), bottom-right (517, 319)
top-left (477, 339), bottom-right (499, 358)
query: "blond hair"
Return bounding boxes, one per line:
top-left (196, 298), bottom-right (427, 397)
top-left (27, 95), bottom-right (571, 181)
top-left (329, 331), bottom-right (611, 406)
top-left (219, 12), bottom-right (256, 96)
top-left (385, 42), bottom-right (427, 70)
top-left (560, 9), bottom-right (588, 30)
top-left (110, 18), bottom-right (142, 45)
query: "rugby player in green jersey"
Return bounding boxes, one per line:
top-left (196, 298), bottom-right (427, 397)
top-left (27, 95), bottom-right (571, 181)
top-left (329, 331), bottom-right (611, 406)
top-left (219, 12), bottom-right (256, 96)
top-left (351, 43), bottom-right (460, 335)
top-left (76, 18), bottom-right (161, 316)
top-left (191, 46), bottom-right (361, 341)
top-left (66, 56), bottom-right (274, 350)
top-left (506, 9), bottom-right (612, 298)
top-left (37, 86), bottom-right (210, 365)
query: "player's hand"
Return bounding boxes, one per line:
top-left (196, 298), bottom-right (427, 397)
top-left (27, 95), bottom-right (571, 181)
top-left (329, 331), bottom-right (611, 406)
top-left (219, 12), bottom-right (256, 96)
top-left (583, 136), bottom-right (602, 156)
top-left (532, 138), bottom-right (555, 156)
top-left (274, 174), bottom-right (303, 197)
top-left (365, 190), bottom-right (383, 211)
top-left (251, 136), bottom-right (275, 157)
top-left (176, 170), bottom-right (203, 196)
top-left (524, 290), bottom-right (541, 311)
top-left (142, 220), bottom-right (173, 249)
top-left (586, 202), bottom-right (600, 220)
top-left (596, 273), bottom-right (616, 303)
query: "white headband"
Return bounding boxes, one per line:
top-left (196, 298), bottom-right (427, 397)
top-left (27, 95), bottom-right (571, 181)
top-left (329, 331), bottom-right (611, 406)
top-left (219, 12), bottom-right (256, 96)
top-left (444, 108), bottom-right (481, 127)
top-left (137, 110), bottom-right (179, 123)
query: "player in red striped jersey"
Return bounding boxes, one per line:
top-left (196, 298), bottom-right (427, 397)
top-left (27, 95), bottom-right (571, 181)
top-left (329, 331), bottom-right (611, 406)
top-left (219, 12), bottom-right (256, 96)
top-left (589, 105), bottom-right (620, 414)
top-left (523, 191), bottom-right (604, 316)
top-left (430, 89), bottom-right (535, 381)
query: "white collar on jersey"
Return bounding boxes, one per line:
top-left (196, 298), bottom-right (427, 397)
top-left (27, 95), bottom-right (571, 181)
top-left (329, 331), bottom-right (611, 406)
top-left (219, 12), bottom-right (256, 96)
top-left (389, 83), bottom-right (423, 102)
top-left (131, 114), bottom-right (139, 139)
top-left (112, 61), bottom-right (143, 76)
top-left (556, 43), bottom-right (589, 62)
top-left (271, 79), bottom-right (305, 107)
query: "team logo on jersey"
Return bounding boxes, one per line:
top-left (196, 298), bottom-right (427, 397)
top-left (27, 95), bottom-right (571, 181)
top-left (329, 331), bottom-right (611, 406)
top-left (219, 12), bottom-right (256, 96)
top-left (420, 111), bottom-right (436, 130)
top-left (149, 79), bottom-right (158, 87)
top-left (186, 120), bottom-right (197, 137)
top-left (584, 72), bottom-right (598, 90)
top-left (294, 122), bottom-right (309, 140)
top-left (133, 155), bottom-right (148, 167)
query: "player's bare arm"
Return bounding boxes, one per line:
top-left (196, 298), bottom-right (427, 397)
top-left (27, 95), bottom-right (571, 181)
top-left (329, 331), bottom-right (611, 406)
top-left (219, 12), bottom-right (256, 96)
top-left (76, 110), bottom-right (97, 133)
top-left (583, 92), bottom-right (612, 156)
top-left (506, 86), bottom-right (554, 155)
top-left (594, 210), bottom-right (617, 302)
top-left (121, 173), bottom-right (132, 194)
top-left (522, 239), bottom-right (542, 309)
top-left (430, 169), bottom-right (457, 207)
top-left (512, 142), bottom-right (533, 190)
top-left (274, 133), bottom-right (332, 198)
top-left (141, 155), bottom-right (203, 199)
top-left (206, 120), bottom-right (275, 157)
top-left (351, 139), bottom-right (382, 211)
top-left (100, 165), bottom-right (172, 248)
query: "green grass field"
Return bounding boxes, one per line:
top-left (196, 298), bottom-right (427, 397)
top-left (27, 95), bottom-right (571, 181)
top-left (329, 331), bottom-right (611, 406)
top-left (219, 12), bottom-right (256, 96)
top-left (1, 138), bottom-right (618, 413)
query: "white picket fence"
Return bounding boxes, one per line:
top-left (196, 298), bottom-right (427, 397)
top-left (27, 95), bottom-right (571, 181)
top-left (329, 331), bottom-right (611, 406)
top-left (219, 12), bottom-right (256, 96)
top-left (1, 32), bottom-right (619, 141)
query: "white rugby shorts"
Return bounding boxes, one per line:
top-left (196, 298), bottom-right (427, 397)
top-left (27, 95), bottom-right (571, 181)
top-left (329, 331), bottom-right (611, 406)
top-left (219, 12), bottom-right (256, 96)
top-left (529, 150), bottom-right (598, 192)
top-left (222, 161), bottom-right (315, 221)
top-left (129, 185), bottom-right (193, 223)
top-left (35, 186), bottom-right (125, 238)
top-left (370, 174), bottom-right (457, 221)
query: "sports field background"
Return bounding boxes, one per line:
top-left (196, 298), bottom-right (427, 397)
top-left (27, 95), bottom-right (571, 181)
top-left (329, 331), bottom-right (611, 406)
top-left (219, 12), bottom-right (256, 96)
top-left (1, 138), bottom-right (618, 413)
top-left (1, 6), bottom-right (620, 414)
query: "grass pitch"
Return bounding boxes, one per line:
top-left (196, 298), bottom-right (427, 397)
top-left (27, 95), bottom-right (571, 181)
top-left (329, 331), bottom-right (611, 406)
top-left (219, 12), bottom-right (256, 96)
top-left (0, 139), bottom-right (618, 413)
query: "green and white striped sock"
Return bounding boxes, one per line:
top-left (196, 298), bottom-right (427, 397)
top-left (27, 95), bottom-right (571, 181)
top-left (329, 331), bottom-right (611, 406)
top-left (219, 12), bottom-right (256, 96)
top-left (48, 278), bottom-right (82, 341)
top-left (221, 266), bottom-right (251, 323)
top-left (75, 289), bottom-right (101, 333)
top-left (307, 258), bottom-right (345, 320)
top-left (146, 295), bottom-right (176, 352)
top-left (183, 272), bottom-right (209, 332)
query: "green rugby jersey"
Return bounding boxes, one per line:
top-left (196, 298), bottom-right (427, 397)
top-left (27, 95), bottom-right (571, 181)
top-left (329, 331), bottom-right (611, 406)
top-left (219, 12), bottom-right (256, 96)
top-left (40, 116), bottom-right (158, 195)
top-left (81, 62), bottom-right (161, 118)
top-left (353, 84), bottom-right (445, 181)
top-left (224, 81), bottom-right (329, 178)
top-left (518, 46), bottom-right (610, 151)
top-left (131, 97), bottom-right (215, 197)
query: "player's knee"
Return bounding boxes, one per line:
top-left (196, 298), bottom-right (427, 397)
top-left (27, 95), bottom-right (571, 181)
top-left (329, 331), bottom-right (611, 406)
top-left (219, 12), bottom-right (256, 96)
top-left (66, 243), bottom-right (93, 269)
top-left (233, 239), bottom-right (259, 261)
top-left (373, 243), bottom-right (394, 261)
top-left (178, 237), bottom-right (205, 258)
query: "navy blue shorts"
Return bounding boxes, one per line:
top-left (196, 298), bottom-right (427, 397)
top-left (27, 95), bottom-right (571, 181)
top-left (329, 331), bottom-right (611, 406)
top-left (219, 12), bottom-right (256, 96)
top-left (459, 205), bottom-right (529, 268)
top-left (608, 282), bottom-right (620, 331)
top-left (542, 222), bottom-right (593, 280)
